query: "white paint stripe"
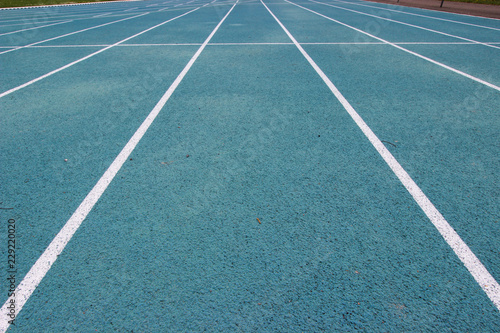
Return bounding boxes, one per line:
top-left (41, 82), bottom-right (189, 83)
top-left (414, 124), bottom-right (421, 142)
top-left (284, 0), bottom-right (500, 92)
top-left (309, 0), bottom-right (500, 50)
top-left (208, 41), bottom-right (500, 45)
top-left (332, 0), bottom-right (500, 31)
top-left (209, 42), bottom-right (293, 45)
top-left (92, 12), bottom-right (112, 18)
top-left (3, 43), bottom-right (202, 48)
top-left (0, 2), bottom-right (238, 332)
top-left (119, 43), bottom-right (204, 46)
top-left (0, 18), bottom-right (82, 28)
top-left (0, 12), bottom-right (149, 56)
top-left (8, 41), bottom-right (500, 48)
top-left (301, 41), bottom-right (500, 45)
top-left (27, 44), bottom-right (112, 48)
top-left (261, 0), bottom-right (500, 311)
top-left (0, 19), bottom-right (72, 37)
top-left (0, 6), bottom-right (203, 99)
top-left (123, 7), bottom-right (138, 12)
top-left (0, 19), bottom-right (66, 28)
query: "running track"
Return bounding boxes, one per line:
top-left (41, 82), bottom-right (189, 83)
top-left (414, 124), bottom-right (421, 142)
top-left (0, 0), bottom-right (499, 331)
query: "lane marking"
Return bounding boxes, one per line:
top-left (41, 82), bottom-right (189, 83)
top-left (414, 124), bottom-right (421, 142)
top-left (0, 19), bottom-right (73, 37)
top-left (4, 41), bottom-right (499, 49)
top-left (92, 12), bottom-right (112, 18)
top-left (332, 0), bottom-right (500, 31)
top-left (309, 0), bottom-right (500, 50)
top-left (0, 12), bottom-right (149, 56)
top-left (0, 4), bottom-right (208, 99)
top-left (0, 1), bottom-right (238, 332)
top-left (0, 20), bottom-right (67, 28)
top-left (207, 41), bottom-right (500, 45)
top-left (261, 0), bottom-right (500, 311)
top-left (284, 0), bottom-right (500, 92)
top-left (119, 42), bottom-right (204, 46)
top-left (24, 44), bottom-right (113, 47)
top-left (210, 41), bottom-right (293, 45)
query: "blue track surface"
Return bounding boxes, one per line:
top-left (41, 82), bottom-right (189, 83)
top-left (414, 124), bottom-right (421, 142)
top-left (1, 0), bottom-right (499, 331)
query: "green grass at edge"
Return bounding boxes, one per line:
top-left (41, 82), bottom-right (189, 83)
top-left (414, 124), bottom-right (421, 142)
top-left (0, 0), bottom-right (118, 8)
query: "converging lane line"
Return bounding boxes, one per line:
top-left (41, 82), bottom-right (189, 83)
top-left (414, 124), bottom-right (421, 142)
top-left (260, 0), bottom-right (500, 311)
top-left (0, 12), bottom-right (150, 56)
top-left (3, 41), bottom-right (499, 48)
top-left (309, 0), bottom-right (500, 50)
top-left (0, 1), bottom-right (238, 332)
top-left (0, 20), bottom-right (73, 37)
top-left (284, 0), bottom-right (500, 92)
top-left (331, 0), bottom-right (500, 32)
top-left (0, 3), bottom-right (209, 99)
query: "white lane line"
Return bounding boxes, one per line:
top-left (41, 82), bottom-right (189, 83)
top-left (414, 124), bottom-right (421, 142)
top-left (6, 43), bottom-right (202, 48)
top-left (9, 41), bottom-right (500, 48)
top-left (27, 44), bottom-right (112, 48)
top-left (285, 0), bottom-right (500, 92)
top-left (261, 0), bottom-right (500, 311)
top-left (332, 0), bottom-right (500, 32)
top-left (393, 41), bottom-right (500, 45)
top-left (92, 12), bottom-right (112, 18)
top-left (0, 12), bottom-right (149, 56)
top-left (123, 7), bottom-right (138, 12)
top-left (300, 41), bottom-right (500, 45)
top-left (209, 42), bottom-right (293, 45)
top-left (209, 41), bottom-right (500, 45)
top-left (0, 20), bottom-right (73, 37)
top-left (0, 20), bottom-right (67, 28)
top-left (0, 6), bottom-right (205, 99)
top-left (119, 43), bottom-right (203, 46)
top-left (0, 2), bottom-right (237, 332)
top-left (309, 0), bottom-right (500, 50)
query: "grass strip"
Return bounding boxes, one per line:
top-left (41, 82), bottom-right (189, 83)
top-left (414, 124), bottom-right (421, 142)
top-left (0, 0), bottom-right (118, 8)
